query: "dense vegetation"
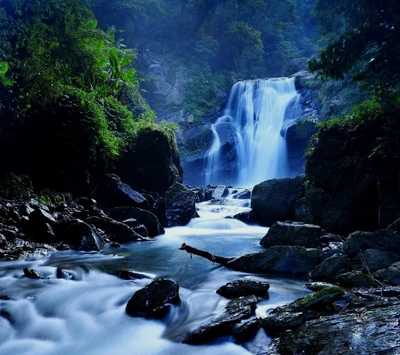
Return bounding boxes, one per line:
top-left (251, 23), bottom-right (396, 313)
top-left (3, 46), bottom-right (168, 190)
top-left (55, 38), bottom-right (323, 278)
top-left (91, 0), bottom-right (318, 120)
top-left (0, 0), bottom-right (160, 194)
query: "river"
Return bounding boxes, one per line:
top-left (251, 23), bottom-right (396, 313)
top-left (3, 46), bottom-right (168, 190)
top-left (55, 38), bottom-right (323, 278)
top-left (0, 192), bottom-right (310, 354)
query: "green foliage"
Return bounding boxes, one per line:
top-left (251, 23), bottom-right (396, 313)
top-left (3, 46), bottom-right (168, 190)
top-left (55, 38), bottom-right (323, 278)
top-left (0, 61), bottom-right (12, 86)
top-left (309, 0), bottom-right (400, 94)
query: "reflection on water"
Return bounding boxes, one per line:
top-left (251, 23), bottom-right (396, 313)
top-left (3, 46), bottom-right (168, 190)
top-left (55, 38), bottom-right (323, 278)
top-left (0, 191), bottom-right (310, 355)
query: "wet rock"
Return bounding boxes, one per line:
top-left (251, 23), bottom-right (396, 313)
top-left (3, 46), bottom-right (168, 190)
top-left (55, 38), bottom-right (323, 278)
top-left (343, 230), bottom-right (400, 256)
top-left (251, 175), bottom-right (304, 226)
top-left (261, 312), bottom-right (305, 333)
top-left (109, 207), bottom-right (165, 237)
top-left (126, 279), bottom-right (180, 318)
top-left (163, 182), bottom-right (196, 227)
top-left (275, 302), bottom-right (400, 354)
top-left (86, 216), bottom-right (143, 243)
top-left (310, 255), bottom-right (352, 281)
top-left (56, 218), bottom-right (104, 251)
top-left (132, 224), bottom-right (149, 238)
top-left (216, 279), bottom-right (270, 298)
top-left (121, 218), bottom-right (140, 228)
top-left (0, 223), bottom-right (19, 239)
top-left (23, 268), bottom-right (45, 279)
top-left (233, 211), bottom-right (257, 224)
top-left (227, 246), bottom-right (319, 275)
top-left (56, 267), bottom-right (74, 280)
top-left (183, 295), bottom-right (258, 344)
top-left (335, 270), bottom-right (380, 288)
top-left (232, 318), bottom-right (261, 342)
top-left (294, 197), bottom-right (314, 223)
top-left (260, 221), bottom-right (322, 248)
top-left (305, 282), bottom-right (339, 292)
top-left (0, 233), bottom-right (6, 248)
top-left (112, 270), bottom-right (151, 280)
top-left (232, 189), bottom-right (251, 200)
top-left (0, 238), bottom-right (57, 260)
top-left (213, 185), bottom-right (230, 199)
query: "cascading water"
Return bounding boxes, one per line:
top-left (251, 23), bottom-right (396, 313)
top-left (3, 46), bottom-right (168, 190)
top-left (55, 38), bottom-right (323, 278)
top-left (205, 77), bottom-right (302, 187)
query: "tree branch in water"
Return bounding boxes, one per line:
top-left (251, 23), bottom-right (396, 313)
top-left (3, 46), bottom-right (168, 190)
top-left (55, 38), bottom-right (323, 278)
top-left (179, 243), bottom-right (234, 265)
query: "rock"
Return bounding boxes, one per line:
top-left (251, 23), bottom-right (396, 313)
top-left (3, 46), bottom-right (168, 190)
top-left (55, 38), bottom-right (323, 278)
top-left (132, 224), bottom-right (149, 238)
top-left (261, 312), bottom-right (305, 333)
top-left (183, 295), bottom-right (257, 344)
top-left (294, 197), bottom-right (314, 223)
top-left (232, 318), bottom-right (261, 342)
top-left (96, 174), bottom-right (150, 210)
top-left (213, 185), bottom-right (230, 199)
top-left (76, 197), bottom-right (97, 209)
top-left (343, 230), bottom-right (400, 256)
top-left (310, 255), bottom-right (352, 281)
top-left (387, 218), bottom-right (400, 233)
top-left (112, 270), bottom-right (151, 280)
top-left (227, 246), bottom-right (319, 275)
top-left (121, 218), bottom-right (140, 228)
top-left (86, 216), bottom-right (143, 243)
top-left (275, 302), bottom-right (400, 354)
top-left (335, 271), bottom-right (380, 288)
top-left (125, 279), bottom-right (180, 318)
top-left (260, 221), bottom-right (322, 248)
top-left (361, 249), bottom-right (400, 272)
top-left (0, 223), bottom-right (18, 239)
top-left (23, 268), bottom-right (44, 279)
top-left (0, 233), bottom-right (6, 248)
top-left (251, 176), bottom-right (304, 226)
top-left (304, 123), bottom-right (383, 234)
top-left (56, 267), bottom-right (74, 280)
top-left (56, 218), bottom-right (104, 251)
top-left (232, 189), bottom-right (251, 200)
top-left (233, 211), bottom-right (257, 224)
top-left (216, 279), bottom-right (270, 298)
top-left (116, 127), bottom-right (183, 194)
top-left (373, 262), bottom-right (400, 285)
top-left (163, 182), bottom-right (196, 227)
top-left (109, 207), bottom-right (165, 237)
top-left (0, 238), bottom-right (57, 260)
top-left (305, 282), bottom-right (339, 292)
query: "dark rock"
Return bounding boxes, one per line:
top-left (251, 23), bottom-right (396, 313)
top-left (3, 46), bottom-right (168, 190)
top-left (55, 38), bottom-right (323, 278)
top-left (305, 282), bottom-right (339, 292)
top-left (121, 218), bottom-right (140, 228)
top-left (125, 279), bottom-right (180, 318)
top-left (276, 302), bottom-right (400, 354)
top-left (261, 312), bottom-right (305, 333)
top-left (310, 255), bottom-right (352, 281)
top-left (251, 176), bottom-right (304, 226)
top-left (232, 318), bottom-right (261, 342)
top-left (183, 295), bottom-right (257, 344)
top-left (163, 182), bottom-right (196, 227)
top-left (294, 197), bottom-right (314, 223)
top-left (76, 197), bottom-right (97, 209)
top-left (233, 211), bottom-right (257, 224)
top-left (373, 262), bottom-right (400, 285)
top-left (213, 185), bottom-right (230, 199)
top-left (343, 230), bottom-right (400, 256)
top-left (97, 174), bottom-right (150, 210)
top-left (387, 218), bottom-right (400, 234)
top-left (304, 123), bottom-right (382, 234)
top-left (260, 221), bottom-right (322, 248)
top-left (116, 128), bottom-right (183, 194)
top-left (23, 268), bottom-right (44, 279)
top-left (109, 207), bottom-right (165, 237)
top-left (0, 238), bottom-right (57, 260)
top-left (216, 279), bottom-right (270, 298)
top-left (227, 246), bottom-right (319, 275)
top-left (86, 216), bottom-right (142, 243)
top-left (0, 233), bottom-right (6, 248)
top-left (232, 189), bottom-right (251, 200)
top-left (112, 270), bottom-right (151, 280)
top-left (335, 271), bottom-right (380, 288)
top-left (0, 224), bottom-right (18, 239)
top-left (362, 249), bottom-right (400, 272)
top-left (56, 267), bottom-right (74, 280)
top-left (132, 224), bottom-right (149, 238)
top-left (56, 218), bottom-right (104, 251)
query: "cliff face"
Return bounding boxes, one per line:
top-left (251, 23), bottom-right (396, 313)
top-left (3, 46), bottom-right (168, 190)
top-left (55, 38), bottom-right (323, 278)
top-left (304, 117), bottom-right (400, 234)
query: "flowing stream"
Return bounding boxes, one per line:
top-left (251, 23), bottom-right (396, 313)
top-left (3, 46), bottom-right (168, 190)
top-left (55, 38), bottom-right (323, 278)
top-left (205, 78), bottom-right (301, 187)
top-left (0, 193), bottom-right (309, 355)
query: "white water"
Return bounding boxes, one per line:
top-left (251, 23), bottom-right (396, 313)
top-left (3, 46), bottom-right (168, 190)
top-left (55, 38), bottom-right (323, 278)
top-left (205, 78), bottom-right (301, 187)
top-left (0, 193), bottom-right (310, 355)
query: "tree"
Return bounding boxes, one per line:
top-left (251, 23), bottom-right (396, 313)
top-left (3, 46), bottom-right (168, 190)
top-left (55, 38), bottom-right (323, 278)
top-left (309, 0), bottom-right (400, 94)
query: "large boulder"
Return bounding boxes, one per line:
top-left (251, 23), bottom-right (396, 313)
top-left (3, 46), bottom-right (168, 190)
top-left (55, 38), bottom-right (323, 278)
top-left (115, 127), bottom-right (183, 194)
top-left (310, 255), bottom-right (352, 281)
top-left (304, 123), bottom-right (382, 234)
top-left (109, 207), bottom-right (165, 237)
top-left (163, 182), bottom-right (196, 227)
top-left (335, 270), bottom-right (380, 288)
top-left (260, 221), bottom-right (322, 248)
top-left (251, 176), bottom-right (305, 226)
top-left (125, 279), bottom-right (180, 318)
top-left (227, 246), bottom-right (319, 275)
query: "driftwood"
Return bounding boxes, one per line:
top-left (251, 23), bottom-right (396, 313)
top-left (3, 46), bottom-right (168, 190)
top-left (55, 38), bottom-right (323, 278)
top-left (179, 243), bottom-right (235, 265)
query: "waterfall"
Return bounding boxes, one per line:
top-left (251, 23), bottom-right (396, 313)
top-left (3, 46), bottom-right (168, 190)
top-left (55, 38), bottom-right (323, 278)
top-left (205, 77), bottom-right (301, 187)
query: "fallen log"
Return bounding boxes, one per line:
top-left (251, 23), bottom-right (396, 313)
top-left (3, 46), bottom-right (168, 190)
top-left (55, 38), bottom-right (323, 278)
top-left (179, 243), bottom-right (234, 265)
